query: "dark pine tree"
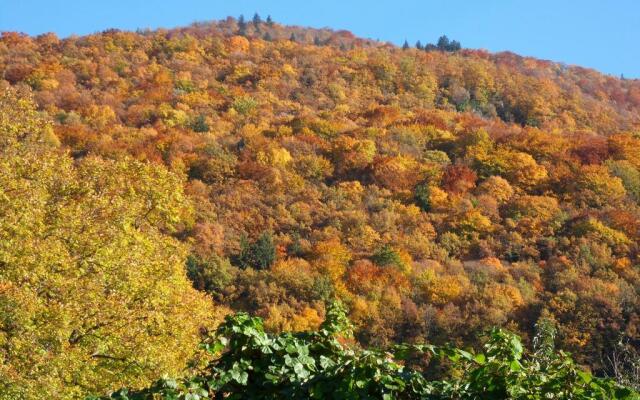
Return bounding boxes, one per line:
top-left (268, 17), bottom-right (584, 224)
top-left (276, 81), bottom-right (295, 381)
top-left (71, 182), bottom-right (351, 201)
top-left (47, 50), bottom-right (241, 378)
top-left (266, 15), bottom-right (274, 26)
top-left (424, 43), bottom-right (438, 51)
top-left (234, 232), bottom-right (276, 270)
top-left (289, 33), bottom-right (297, 42)
top-left (252, 232), bottom-right (276, 270)
top-left (253, 13), bottom-right (262, 26)
top-left (415, 40), bottom-right (423, 50)
top-left (191, 114), bottom-right (209, 133)
top-left (238, 15), bottom-right (247, 35)
top-left (437, 35), bottom-right (450, 51)
top-left (402, 40), bottom-right (410, 50)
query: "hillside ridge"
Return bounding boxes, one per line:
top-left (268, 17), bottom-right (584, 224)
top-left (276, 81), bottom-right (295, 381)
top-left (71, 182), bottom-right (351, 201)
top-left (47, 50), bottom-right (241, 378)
top-left (2, 15), bottom-right (640, 396)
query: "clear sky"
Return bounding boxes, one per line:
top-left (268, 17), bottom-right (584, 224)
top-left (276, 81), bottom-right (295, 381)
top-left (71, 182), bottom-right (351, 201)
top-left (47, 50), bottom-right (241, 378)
top-left (1, 0), bottom-right (639, 78)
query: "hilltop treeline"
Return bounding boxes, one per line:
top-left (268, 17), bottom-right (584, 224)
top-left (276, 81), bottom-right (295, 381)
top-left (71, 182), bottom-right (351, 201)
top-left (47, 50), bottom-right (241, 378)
top-left (2, 16), bottom-right (640, 397)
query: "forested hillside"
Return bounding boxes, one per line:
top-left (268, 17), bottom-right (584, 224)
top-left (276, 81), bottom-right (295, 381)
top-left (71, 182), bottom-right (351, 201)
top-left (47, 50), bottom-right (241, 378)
top-left (2, 15), bottom-right (640, 398)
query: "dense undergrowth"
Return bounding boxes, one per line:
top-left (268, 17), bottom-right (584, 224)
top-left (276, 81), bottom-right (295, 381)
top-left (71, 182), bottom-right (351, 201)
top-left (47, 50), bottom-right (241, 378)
top-left (97, 302), bottom-right (637, 399)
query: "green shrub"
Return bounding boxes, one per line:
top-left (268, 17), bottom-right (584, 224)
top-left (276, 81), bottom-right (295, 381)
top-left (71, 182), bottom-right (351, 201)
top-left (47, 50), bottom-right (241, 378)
top-left (97, 301), bottom-right (636, 400)
top-left (414, 182), bottom-right (431, 212)
top-left (232, 96), bottom-right (257, 115)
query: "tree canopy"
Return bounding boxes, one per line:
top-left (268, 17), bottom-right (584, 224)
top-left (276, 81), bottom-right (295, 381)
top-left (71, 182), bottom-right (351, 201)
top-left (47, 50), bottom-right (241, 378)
top-left (0, 88), bottom-right (217, 399)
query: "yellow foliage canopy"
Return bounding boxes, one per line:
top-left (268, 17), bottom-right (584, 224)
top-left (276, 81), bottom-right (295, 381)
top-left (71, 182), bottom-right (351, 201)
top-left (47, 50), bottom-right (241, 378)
top-left (0, 88), bottom-right (215, 399)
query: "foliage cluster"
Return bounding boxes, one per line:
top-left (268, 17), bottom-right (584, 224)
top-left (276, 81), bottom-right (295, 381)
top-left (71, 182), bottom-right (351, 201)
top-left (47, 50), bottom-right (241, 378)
top-left (0, 86), bottom-right (216, 399)
top-left (98, 302), bottom-right (637, 399)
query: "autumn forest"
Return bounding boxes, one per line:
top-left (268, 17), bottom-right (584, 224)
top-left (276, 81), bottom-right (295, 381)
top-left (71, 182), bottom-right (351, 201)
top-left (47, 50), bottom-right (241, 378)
top-left (2, 14), bottom-right (640, 399)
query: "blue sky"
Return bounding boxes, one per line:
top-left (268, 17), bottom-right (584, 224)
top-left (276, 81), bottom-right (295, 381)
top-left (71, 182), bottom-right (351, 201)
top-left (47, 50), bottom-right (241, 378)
top-left (1, 0), bottom-right (639, 78)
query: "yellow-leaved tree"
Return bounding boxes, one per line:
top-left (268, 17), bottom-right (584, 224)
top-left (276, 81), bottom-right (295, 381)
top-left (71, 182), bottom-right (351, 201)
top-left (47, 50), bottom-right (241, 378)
top-left (0, 88), bottom-right (215, 399)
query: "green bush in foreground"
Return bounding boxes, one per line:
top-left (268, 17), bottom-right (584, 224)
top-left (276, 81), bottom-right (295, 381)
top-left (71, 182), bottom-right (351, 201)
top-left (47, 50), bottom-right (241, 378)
top-left (96, 302), bottom-right (637, 400)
